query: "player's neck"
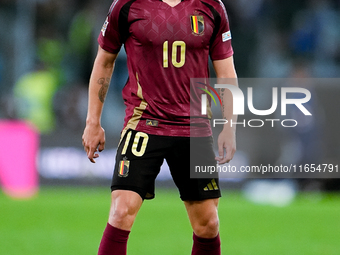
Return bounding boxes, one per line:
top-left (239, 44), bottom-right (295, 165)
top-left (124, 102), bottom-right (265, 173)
top-left (162, 0), bottom-right (182, 7)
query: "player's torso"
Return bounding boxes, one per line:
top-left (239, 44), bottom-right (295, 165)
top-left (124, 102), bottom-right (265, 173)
top-left (128, 0), bottom-right (214, 52)
top-left (120, 0), bottom-right (220, 135)
top-left (125, 0), bottom-right (216, 72)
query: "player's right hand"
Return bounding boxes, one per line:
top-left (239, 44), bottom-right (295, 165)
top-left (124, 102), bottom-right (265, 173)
top-left (82, 123), bottom-right (106, 163)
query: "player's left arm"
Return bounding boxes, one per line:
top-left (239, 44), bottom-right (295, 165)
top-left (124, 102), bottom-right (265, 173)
top-left (212, 56), bottom-right (238, 164)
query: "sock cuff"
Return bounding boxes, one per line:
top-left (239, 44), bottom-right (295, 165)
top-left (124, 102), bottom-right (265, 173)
top-left (193, 232), bottom-right (221, 250)
top-left (103, 223), bottom-right (130, 243)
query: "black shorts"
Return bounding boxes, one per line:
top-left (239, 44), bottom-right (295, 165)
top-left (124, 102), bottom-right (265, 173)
top-left (111, 129), bottom-right (221, 201)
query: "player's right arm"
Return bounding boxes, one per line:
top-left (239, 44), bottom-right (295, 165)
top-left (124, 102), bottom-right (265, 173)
top-left (82, 46), bottom-right (118, 163)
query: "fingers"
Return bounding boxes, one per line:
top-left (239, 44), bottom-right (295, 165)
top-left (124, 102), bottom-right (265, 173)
top-left (215, 144), bottom-right (225, 164)
top-left (98, 140), bottom-right (105, 152)
top-left (87, 147), bottom-right (97, 163)
top-left (216, 155), bottom-right (230, 164)
top-left (82, 126), bottom-right (105, 163)
top-left (82, 140), bottom-right (104, 163)
top-left (218, 143), bottom-right (224, 160)
top-left (215, 143), bottom-right (235, 165)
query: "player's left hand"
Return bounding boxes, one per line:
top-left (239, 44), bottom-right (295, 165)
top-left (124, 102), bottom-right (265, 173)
top-left (215, 128), bottom-right (236, 164)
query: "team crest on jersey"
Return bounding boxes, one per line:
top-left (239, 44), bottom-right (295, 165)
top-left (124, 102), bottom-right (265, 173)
top-left (118, 157), bottom-right (130, 177)
top-left (101, 17), bottom-right (109, 37)
top-left (190, 15), bottom-right (204, 35)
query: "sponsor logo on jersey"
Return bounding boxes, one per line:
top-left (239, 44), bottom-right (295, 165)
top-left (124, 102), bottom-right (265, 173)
top-left (222, 31), bottom-right (231, 42)
top-left (190, 15), bottom-right (204, 34)
top-left (146, 119), bottom-right (159, 127)
top-left (118, 157), bottom-right (130, 177)
top-left (101, 17), bottom-right (109, 37)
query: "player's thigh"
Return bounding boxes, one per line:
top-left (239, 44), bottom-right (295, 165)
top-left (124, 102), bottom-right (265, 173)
top-left (112, 129), bottom-right (165, 200)
top-left (110, 189), bottom-right (144, 216)
top-left (166, 136), bottom-right (221, 201)
top-left (108, 189), bottom-right (143, 230)
top-left (184, 198), bottom-right (219, 224)
top-left (184, 198), bottom-right (220, 237)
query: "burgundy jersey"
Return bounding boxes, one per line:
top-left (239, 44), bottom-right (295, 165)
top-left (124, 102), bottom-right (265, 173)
top-left (98, 0), bottom-right (233, 137)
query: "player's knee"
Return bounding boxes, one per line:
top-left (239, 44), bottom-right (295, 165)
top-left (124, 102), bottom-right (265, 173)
top-left (109, 206), bottom-right (137, 228)
top-left (193, 217), bottom-right (219, 238)
top-left (111, 206), bottom-right (128, 220)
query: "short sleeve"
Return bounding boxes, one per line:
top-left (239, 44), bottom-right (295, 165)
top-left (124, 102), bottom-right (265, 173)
top-left (98, 0), bottom-right (128, 53)
top-left (209, 0), bottom-right (234, 60)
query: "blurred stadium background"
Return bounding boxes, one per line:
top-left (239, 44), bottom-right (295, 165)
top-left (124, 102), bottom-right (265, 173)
top-left (0, 0), bottom-right (339, 254)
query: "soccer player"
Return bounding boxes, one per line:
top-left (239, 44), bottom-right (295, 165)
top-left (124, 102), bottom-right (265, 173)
top-left (82, 0), bottom-right (237, 254)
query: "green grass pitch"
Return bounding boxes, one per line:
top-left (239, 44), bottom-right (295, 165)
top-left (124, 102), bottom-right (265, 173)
top-left (0, 186), bottom-right (339, 255)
